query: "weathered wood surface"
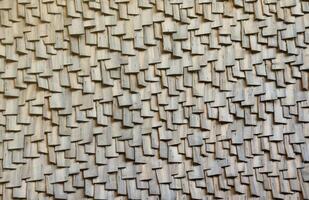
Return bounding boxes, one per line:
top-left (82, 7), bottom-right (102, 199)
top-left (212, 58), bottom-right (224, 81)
top-left (0, 0), bottom-right (309, 199)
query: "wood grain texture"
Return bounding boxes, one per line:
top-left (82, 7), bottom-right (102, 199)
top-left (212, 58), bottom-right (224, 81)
top-left (0, 0), bottom-right (309, 199)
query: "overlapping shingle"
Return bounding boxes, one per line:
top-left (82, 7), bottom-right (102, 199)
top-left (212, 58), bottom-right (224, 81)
top-left (0, 0), bottom-right (309, 199)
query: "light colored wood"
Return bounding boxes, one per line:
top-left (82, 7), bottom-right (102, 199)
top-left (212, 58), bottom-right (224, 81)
top-left (0, 0), bottom-right (307, 199)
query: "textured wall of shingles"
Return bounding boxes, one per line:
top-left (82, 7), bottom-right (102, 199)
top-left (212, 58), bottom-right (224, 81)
top-left (1, 0), bottom-right (309, 199)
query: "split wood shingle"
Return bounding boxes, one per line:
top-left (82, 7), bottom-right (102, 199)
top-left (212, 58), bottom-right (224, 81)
top-left (0, 0), bottom-right (308, 199)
